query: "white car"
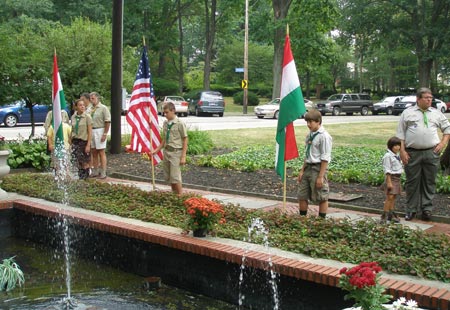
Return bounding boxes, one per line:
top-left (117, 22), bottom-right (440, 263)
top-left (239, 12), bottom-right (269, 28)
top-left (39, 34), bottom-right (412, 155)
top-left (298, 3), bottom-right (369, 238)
top-left (434, 99), bottom-right (447, 113)
top-left (255, 98), bottom-right (313, 119)
top-left (371, 96), bottom-right (403, 115)
top-left (158, 96), bottom-right (189, 117)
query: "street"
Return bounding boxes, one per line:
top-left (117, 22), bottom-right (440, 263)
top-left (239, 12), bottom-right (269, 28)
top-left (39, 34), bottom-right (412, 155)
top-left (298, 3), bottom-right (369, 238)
top-left (0, 113), bottom-right (400, 140)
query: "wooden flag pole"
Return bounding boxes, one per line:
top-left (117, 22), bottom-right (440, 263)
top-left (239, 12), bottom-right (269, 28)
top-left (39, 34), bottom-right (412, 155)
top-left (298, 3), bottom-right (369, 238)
top-left (143, 35), bottom-right (156, 191)
top-left (283, 163), bottom-right (287, 211)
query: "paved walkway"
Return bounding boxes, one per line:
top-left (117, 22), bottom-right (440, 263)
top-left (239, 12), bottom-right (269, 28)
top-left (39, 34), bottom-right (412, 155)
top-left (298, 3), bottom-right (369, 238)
top-left (106, 178), bottom-right (450, 236)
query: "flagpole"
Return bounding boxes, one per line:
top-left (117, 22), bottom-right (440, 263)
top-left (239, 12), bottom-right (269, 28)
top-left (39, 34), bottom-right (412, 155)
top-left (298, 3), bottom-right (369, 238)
top-left (283, 163), bottom-right (287, 211)
top-left (143, 36), bottom-right (156, 191)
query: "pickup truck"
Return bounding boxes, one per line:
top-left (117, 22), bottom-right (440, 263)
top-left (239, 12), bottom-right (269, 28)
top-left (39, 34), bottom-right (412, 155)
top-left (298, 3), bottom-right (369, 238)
top-left (315, 93), bottom-right (373, 116)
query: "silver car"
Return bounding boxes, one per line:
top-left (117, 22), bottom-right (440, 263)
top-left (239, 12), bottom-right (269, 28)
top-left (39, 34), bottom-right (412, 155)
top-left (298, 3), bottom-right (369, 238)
top-left (254, 98), bottom-right (313, 119)
top-left (371, 96), bottom-right (403, 115)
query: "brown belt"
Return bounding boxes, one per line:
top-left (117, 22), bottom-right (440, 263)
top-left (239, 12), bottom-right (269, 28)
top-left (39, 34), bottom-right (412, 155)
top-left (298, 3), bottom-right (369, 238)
top-left (165, 145), bottom-right (182, 151)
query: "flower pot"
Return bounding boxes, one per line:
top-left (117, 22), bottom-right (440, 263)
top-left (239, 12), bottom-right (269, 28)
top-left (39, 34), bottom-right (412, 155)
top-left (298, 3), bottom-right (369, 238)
top-left (193, 228), bottom-right (207, 237)
top-left (0, 150), bottom-right (10, 180)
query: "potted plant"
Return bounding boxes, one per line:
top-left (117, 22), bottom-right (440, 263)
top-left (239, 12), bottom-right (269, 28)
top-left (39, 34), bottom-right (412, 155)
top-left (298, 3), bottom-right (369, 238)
top-left (183, 197), bottom-right (226, 237)
top-left (0, 135), bottom-right (11, 187)
top-left (0, 256), bottom-right (25, 292)
top-left (339, 262), bottom-right (421, 310)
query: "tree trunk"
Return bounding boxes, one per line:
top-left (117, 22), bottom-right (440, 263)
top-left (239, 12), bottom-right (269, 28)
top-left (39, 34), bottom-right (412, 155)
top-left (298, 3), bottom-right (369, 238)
top-left (417, 57), bottom-right (432, 88)
top-left (272, 0), bottom-right (292, 99)
top-left (203, 0), bottom-right (217, 90)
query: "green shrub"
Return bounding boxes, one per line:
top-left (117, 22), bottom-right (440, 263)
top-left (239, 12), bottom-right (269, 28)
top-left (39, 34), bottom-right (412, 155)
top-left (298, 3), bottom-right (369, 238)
top-left (3, 173), bottom-right (450, 282)
top-left (187, 130), bottom-right (214, 155)
top-left (153, 78), bottom-right (179, 96)
top-left (233, 91), bottom-right (260, 106)
top-left (7, 139), bottom-right (50, 170)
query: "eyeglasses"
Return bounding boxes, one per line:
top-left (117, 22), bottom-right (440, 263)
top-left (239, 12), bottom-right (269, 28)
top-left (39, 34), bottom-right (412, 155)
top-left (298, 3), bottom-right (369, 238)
top-left (422, 96), bottom-right (433, 99)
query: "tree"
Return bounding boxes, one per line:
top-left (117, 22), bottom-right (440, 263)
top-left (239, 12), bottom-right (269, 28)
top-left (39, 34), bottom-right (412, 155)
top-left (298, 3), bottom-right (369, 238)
top-left (0, 17), bottom-right (54, 136)
top-left (271, 0), bottom-right (293, 99)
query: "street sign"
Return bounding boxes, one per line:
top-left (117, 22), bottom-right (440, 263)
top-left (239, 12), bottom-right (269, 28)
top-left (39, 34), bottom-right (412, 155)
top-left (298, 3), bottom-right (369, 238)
top-left (241, 79), bottom-right (248, 89)
top-left (235, 67), bottom-right (244, 73)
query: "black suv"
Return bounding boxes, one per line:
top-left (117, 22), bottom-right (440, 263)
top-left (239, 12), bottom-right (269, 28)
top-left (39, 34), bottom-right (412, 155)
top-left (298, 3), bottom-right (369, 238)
top-left (315, 93), bottom-right (373, 116)
top-left (188, 91), bottom-right (225, 117)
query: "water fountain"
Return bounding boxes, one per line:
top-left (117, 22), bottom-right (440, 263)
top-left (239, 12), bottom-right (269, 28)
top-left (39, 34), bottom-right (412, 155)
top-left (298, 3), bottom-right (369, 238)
top-left (238, 218), bottom-right (279, 310)
top-left (52, 148), bottom-right (76, 309)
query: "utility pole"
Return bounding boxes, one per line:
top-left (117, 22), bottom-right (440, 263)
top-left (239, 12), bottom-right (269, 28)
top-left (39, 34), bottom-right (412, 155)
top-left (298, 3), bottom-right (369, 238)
top-left (243, 0), bottom-right (249, 114)
top-left (110, 0), bottom-right (123, 154)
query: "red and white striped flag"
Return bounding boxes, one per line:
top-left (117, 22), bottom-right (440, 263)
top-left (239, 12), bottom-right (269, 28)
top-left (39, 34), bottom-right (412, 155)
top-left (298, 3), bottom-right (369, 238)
top-left (126, 46), bottom-right (162, 163)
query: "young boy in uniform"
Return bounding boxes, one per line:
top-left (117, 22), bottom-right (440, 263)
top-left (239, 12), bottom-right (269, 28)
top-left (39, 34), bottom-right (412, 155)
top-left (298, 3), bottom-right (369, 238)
top-left (298, 109), bottom-right (333, 218)
top-left (47, 111), bottom-right (72, 175)
top-left (71, 99), bottom-right (93, 180)
top-left (152, 102), bottom-right (188, 195)
top-left (380, 136), bottom-right (403, 223)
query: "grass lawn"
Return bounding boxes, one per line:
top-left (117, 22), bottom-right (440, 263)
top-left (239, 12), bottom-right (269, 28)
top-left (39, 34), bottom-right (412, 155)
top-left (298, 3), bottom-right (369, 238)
top-left (207, 121), bottom-right (399, 149)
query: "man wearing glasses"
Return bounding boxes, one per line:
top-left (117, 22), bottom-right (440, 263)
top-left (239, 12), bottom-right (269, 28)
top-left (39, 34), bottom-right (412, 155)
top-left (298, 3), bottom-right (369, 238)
top-left (397, 87), bottom-right (450, 221)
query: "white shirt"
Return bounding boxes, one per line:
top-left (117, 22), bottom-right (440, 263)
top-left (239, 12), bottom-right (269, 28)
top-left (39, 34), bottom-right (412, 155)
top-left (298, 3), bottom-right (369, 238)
top-left (382, 149), bottom-right (403, 175)
top-left (304, 126), bottom-right (332, 164)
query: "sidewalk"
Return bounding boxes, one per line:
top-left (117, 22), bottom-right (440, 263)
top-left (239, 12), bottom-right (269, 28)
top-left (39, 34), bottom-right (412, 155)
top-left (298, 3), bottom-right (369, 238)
top-left (106, 177), bottom-right (450, 236)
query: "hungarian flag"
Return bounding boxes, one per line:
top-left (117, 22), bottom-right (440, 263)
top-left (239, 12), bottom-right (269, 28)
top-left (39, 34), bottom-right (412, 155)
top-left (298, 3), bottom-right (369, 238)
top-left (52, 51), bottom-right (67, 159)
top-left (275, 33), bottom-right (306, 179)
top-left (126, 46), bottom-right (162, 164)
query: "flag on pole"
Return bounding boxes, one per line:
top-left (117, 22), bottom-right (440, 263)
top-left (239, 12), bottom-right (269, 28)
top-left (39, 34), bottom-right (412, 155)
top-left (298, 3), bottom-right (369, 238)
top-left (126, 46), bottom-right (162, 164)
top-left (275, 33), bottom-right (306, 179)
top-left (52, 51), bottom-right (67, 159)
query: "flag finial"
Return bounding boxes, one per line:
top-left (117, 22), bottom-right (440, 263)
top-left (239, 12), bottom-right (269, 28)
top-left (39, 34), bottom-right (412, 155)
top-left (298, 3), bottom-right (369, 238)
top-left (143, 36), bottom-right (146, 47)
top-left (286, 24), bottom-right (289, 36)
top-left (54, 47), bottom-right (56, 56)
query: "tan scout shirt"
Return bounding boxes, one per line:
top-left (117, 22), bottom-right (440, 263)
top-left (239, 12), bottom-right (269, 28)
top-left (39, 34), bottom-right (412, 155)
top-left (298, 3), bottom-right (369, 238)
top-left (162, 117), bottom-right (187, 149)
top-left (71, 112), bottom-right (93, 141)
top-left (90, 102), bottom-right (111, 129)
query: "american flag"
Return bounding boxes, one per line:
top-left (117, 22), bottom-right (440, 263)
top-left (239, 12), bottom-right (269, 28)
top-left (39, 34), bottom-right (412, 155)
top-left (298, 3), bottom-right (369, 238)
top-left (126, 46), bottom-right (162, 163)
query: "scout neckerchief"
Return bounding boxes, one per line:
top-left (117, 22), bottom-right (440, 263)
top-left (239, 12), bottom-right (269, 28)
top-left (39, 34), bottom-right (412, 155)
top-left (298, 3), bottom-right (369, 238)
top-left (74, 113), bottom-right (82, 135)
top-left (306, 131), bottom-right (320, 158)
top-left (421, 109), bottom-right (428, 127)
top-left (91, 104), bottom-right (98, 119)
top-left (166, 122), bottom-right (174, 143)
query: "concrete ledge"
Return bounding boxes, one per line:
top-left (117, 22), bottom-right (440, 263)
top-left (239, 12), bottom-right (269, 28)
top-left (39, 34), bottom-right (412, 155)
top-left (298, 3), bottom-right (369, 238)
top-left (2, 198), bottom-right (449, 310)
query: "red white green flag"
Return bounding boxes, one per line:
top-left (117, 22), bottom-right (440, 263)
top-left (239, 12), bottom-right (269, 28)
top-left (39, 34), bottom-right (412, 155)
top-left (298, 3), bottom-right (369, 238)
top-left (275, 33), bottom-right (306, 179)
top-left (52, 52), bottom-right (67, 158)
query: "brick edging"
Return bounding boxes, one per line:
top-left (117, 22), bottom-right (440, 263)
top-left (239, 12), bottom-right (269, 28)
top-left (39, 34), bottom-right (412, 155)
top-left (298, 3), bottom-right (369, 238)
top-left (4, 199), bottom-right (450, 310)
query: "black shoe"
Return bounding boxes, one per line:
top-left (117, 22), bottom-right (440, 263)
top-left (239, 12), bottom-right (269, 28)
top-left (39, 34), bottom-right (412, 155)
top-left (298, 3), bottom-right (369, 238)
top-left (421, 210), bottom-right (432, 221)
top-left (405, 212), bottom-right (416, 221)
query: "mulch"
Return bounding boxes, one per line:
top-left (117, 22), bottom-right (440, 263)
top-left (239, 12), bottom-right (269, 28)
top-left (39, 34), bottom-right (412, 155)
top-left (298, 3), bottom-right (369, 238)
top-left (107, 152), bottom-right (450, 217)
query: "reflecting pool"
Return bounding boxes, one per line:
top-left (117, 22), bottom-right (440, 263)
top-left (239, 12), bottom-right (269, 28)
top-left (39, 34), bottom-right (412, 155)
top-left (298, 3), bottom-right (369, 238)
top-left (0, 237), bottom-right (236, 310)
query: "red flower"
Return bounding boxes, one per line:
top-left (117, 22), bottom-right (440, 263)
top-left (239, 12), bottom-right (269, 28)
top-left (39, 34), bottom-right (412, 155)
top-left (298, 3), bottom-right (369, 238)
top-left (184, 197), bottom-right (226, 232)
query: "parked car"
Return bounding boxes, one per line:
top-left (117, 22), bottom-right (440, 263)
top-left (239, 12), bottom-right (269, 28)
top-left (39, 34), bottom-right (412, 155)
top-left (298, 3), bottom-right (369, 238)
top-left (434, 99), bottom-right (447, 113)
top-left (315, 93), bottom-right (373, 116)
top-left (393, 95), bottom-right (415, 115)
top-left (254, 98), bottom-right (313, 119)
top-left (188, 91), bottom-right (225, 117)
top-left (371, 96), bottom-right (403, 115)
top-left (393, 95), bottom-right (447, 115)
top-left (0, 100), bottom-right (50, 127)
top-left (158, 96), bottom-right (189, 117)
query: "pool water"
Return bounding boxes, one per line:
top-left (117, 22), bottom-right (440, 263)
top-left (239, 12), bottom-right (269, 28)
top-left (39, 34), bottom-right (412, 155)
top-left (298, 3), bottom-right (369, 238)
top-left (0, 237), bottom-right (236, 310)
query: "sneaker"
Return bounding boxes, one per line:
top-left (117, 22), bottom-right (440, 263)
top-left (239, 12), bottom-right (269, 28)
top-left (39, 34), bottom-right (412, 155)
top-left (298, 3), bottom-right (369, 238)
top-left (421, 210), bottom-right (432, 221)
top-left (98, 173), bottom-right (107, 179)
top-left (389, 212), bottom-right (400, 224)
top-left (404, 212), bottom-right (416, 221)
top-left (380, 212), bottom-right (388, 224)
